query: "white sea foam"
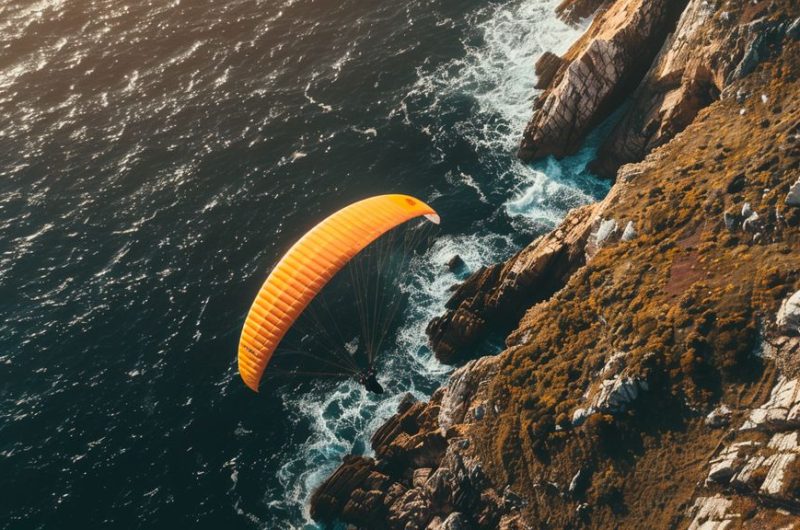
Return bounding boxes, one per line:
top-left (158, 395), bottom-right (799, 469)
top-left (276, 230), bottom-right (511, 528)
top-left (273, 1), bottom-right (605, 527)
top-left (460, 0), bottom-right (584, 152)
top-left (406, 0), bottom-right (603, 225)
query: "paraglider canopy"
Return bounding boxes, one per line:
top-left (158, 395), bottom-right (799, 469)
top-left (238, 194), bottom-right (440, 392)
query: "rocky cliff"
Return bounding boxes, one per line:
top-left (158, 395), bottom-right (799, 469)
top-left (311, 1), bottom-right (800, 528)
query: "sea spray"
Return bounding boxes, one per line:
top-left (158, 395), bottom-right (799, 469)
top-left (275, 1), bottom-right (607, 527)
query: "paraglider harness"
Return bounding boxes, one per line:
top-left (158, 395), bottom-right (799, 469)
top-left (358, 366), bottom-right (384, 395)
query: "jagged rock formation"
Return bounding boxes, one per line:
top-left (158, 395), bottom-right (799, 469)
top-left (426, 176), bottom-right (641, 364)
top-left (522, 0), bottom-right (800, 179)
top-left (518, 0), bottom-right (688, 161)
top-left (740, 376), bottom-right (800, 431)
top-left (571, 351), bottom-right (650, 426)
top-left (310, 357), bottom-right (523, 530)
top-left (694, 375), bottom-right (800, 526)
top-left (593, 0), bottom-right (800, 177)
top-left (426, 202), bottom-right (602, 364)
top-left (313, 2), bottom-right (800, 528)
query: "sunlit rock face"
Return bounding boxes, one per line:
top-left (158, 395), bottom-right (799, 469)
top-left (593, 0), bottom-right (800, 177)
top-left (518, 0), bottom-right (688, 162)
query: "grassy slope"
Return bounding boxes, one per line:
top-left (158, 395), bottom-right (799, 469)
top-left (467, 42), bottom-right (800, 528)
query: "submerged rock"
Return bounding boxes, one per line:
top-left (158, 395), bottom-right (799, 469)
top-left (447, 255), bottom-right (466, 273)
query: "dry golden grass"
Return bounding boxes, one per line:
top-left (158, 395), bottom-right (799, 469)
top-left (466, 41), bottom-right (800, 528)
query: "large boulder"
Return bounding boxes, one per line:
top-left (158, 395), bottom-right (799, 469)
top-left (309, 455), bottom-right (386, 524)
top-left (555, 0), bottom-right (610, 24)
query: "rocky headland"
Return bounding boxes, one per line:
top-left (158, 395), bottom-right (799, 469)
top-left (311, 0), bottom-right (800, 528)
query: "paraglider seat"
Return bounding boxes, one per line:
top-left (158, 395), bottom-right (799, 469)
top-left (359, 368), bottom-right (384, 394)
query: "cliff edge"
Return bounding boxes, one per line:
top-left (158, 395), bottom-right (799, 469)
top-left (311, 1), bottom-right (800, 528)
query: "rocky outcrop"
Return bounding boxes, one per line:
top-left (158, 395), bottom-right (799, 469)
top-left (571, 351), bottom-right (649, 425)
top-left (592, 0), bottom-right (800, 177)
top-left (309, 454), bottom-right (389, 525)
top-left (426, 203), bottom-right (600, 363)
top-left (686, 495), bottom-right (738, 530)
top-left (518, 0), bottom-right (688, 161)
top-left (534, 52), bottom-right (566, 90)
top-left (427, 173), bottom-right (639, 365)
top-left (762, 290), bottom-right (800, 378)
top-left (695, 374), bottom-right (800, 520)
top-left (732, 432), bottom-right (799, 499)
top-left (310, 357), bottom-right (513, 529)
top-left (521, 0), bottom-right (800, 178)
top-left (438, 356), bottom-right (500, 432)
top-left (620, 220), bottom-right (636, 242)
top-left (705, 404), bottom-right (732, 428)
top-left (740, 376), bottom-right (800, 431)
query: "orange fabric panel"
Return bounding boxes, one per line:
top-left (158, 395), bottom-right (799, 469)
top-left (238, 194), bottom-right (439, 391)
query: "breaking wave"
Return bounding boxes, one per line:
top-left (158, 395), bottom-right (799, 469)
top-left (272, 1), bottom-right (608, 527)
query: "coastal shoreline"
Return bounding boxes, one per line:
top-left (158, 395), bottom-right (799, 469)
top-left (310, 1), bottom-right (800, 528)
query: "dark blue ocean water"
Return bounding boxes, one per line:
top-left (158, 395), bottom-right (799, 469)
top-left (0, 0), bottom-right (607, 528)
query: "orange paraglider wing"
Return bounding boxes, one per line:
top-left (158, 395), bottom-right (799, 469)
top-left (238, 194), bottom-right (440, 392)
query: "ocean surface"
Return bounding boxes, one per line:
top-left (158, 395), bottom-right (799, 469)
top-left (0, 0), bottom-right (608, 528)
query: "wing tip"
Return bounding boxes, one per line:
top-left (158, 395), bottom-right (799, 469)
top-left (241, 374), bottom-right (260, 393)
top-left (424, 213), bottom-right (441, 225)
